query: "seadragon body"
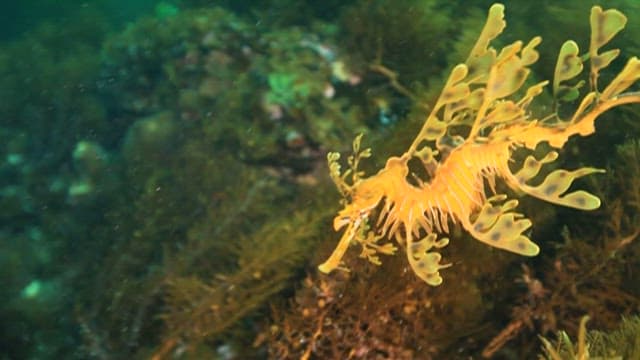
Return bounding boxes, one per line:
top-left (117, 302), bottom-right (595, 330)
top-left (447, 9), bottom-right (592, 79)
top-left (319, 4), bottom-right (640, 285)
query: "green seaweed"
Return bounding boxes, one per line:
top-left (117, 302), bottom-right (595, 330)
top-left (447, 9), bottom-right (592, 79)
top-left (540, 316), bottom-right (640, 360)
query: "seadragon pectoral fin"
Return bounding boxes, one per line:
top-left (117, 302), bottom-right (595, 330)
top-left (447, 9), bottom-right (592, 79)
top-left (464, 195), bottom-right (540, 256)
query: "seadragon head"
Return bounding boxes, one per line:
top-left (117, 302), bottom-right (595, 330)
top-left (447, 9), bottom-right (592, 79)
top-left (320, 137), bottom-right (414, 274)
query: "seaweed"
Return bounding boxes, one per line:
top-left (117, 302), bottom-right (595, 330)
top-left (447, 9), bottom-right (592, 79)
top-left (540, 315), bottom-right (640, 359)
top-left (156, 204), bottom-right (328, 358)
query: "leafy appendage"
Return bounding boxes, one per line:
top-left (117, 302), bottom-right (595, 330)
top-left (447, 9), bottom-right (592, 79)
top-left (406, 233), bottom-right (450, 286)
top-left (357, 227), bottom-right (398, 266)
top-left (409, 3), bottom-right (542, 167)
top-left (600, 57), bottom-right (640, 101)
top-left (589, 6), bottom-right (627, 92)
top-left (326, 133), bottom-right (372, 198)
top-left (504, 150), bottom-right (604, 210)
top-left (553, 40), bottom-right (584, 103)
top-left (464, 195), bottom-right (538, 256)
top-left (466, 4), bottom-right (506, 64)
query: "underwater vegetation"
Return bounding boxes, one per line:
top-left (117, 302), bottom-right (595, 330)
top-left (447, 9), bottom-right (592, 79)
top-left (77, 6), bottom-right (366, 359)
top-left (540, 315), bottom-right (640, 359)
top-left (1, 0), bottom-right (640, 359)
top-left (2, 2), bottom-right (362, 358)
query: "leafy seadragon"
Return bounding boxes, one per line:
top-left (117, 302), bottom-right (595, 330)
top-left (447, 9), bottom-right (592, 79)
top-left (319, 4), bottom-right (640, 286)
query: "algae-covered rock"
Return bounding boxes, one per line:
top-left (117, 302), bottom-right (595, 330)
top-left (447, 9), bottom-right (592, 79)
top-left (102, 7), bottom-right (367, 176)
top-left (122, 111), bottom-right (177, 164)
top-left (68, 141), bottom-right (114, 204)
top-left (72, 141), bottom-right (108, 177)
